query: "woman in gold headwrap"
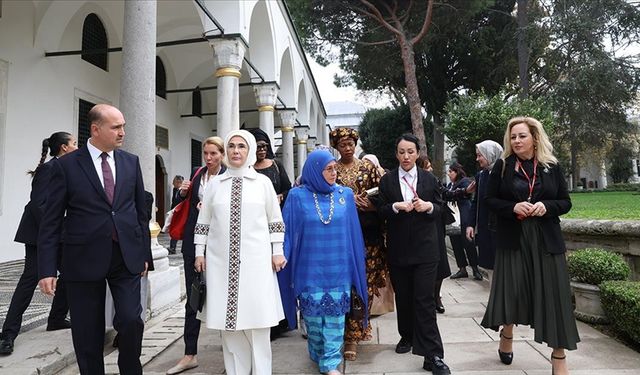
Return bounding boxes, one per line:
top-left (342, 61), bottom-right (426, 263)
top-left (329, 127), bottom-right (388, 361)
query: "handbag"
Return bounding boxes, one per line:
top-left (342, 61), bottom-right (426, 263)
top-left (167, 167), bottom-right (205, 240)
top-left (189, 271), bottom-right (206, 313)
top-left (349, 286), bottom-right (365, 321)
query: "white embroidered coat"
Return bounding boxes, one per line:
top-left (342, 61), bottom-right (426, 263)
top-left (194, 167), bottom-right (285, 330)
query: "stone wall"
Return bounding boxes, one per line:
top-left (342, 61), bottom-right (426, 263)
top-left (561, 219), bottom-right (640, 280)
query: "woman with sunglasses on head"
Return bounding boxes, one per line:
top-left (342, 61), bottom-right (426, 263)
top-left (249, 128), bottom-right (291, 207)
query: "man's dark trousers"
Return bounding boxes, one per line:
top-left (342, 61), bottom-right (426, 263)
top-left (66, 242), bottom-right (143, 375)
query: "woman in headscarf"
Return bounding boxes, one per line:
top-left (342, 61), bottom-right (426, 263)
top-left (193, 130), bottom-right (286, 375)
top-left (280, 149), bottom-right (368, 375)
top-left (248, 128), bottom-right (291, 207)
top-left (466, 140), bottom-right (503, 270)
top-left (329, 128), bottom-right (387, 361)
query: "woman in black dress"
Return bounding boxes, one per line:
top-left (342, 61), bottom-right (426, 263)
top-left (0, 132), bottom-right (77, 355)
top-left (481, 117), bottom-right (578, 375)
top-left (249, 128), bottom-right (291, 207)
top-left (444, 163), bottom-right (481, 281)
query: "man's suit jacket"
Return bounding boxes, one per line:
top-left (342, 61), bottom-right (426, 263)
top-left (486, 155), bottom-right (571, 254)
top-left (376, 168), bottom-right (443, 266)
top-left (38, 146), bottom-right (153, 281)
top-left (15, 159), bottom-right (56, 245)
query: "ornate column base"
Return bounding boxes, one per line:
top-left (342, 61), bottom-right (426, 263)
top-left (145, 222), bottom-right (181, 318)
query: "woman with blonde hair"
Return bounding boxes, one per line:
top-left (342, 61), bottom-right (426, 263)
top-left (481, 117), bottom-right (578, 375)
top-left (167, 136), bottom-right (226, 374)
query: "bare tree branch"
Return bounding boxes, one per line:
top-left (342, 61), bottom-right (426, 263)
top-left (358, 0), bottom-right (403, 37)
top-left (411, 0), bottom-right (434, 45)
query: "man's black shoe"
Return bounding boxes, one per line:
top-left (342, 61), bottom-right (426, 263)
top-left (46, 318), bottom-right (71, 331)
top-left (449, 269), bottom-right (468, 279)
top-left (168, 248), bottom-right (177, 255)
top-left (472, 267), bottom-right (483, 280)
top-left (423, 356), bottom-right (451, 374)
top-left (0, 337), bottom-right (14, 355)
top-left (395, 338), bottom-right (412, 354)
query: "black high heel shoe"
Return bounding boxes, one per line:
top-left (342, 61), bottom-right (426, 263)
top-left (551, 353), bottom-right (566, 375)
top-left (498, 329), bottom-right (513, 365)
top-left (435, 297), bottom-right (445, 314)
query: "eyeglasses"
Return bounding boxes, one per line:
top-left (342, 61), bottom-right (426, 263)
top-left (323, 166), bottom-right (338, 173)
top-left (256, 144), bottom-right (269, 150)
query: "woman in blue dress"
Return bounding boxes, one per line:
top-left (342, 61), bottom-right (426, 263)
top-left (280, 150), bottom-right (368, 375)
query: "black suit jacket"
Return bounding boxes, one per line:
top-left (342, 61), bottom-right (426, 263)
top-left (15, 159), bottom-right (55, 245)
top-left (38, 146), bottom-right (153, 281)
top-left (377, 168), bottom-right (443, 266)
top-left (486, 155), bottom-right (571, 254)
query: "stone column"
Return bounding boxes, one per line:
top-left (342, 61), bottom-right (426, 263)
top-left (253, 83), bottom-right (278, 145)
top-left (211, 38), bottom-right (245, 139)
top-left (279, 110), bottom-right (297, 181)
top-left (119, 0), bottom-right (180, 317)
top-left (295, 127), bottom-right (309, 174)
top-left (324, 124), bottom-right (331, 148)
top-left (307, 137), bottom-right (317, 153)
top-left (598, 159), bottom-right (608, 189)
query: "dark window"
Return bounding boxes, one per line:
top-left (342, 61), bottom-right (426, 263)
top-left (636, 159), bottom-right (640, 175)
top-left (191, 139), bottom-right (202, 170)
top-left (192, 87), bottom-right (202, 118)
top-left (78, 99), bottom-right (95, 147)
top-left (156, 57), bottom-right (166, 99)
top-left (82, 13), bottom-right (108, 71)
top-left (156, 126), bottom-right (169, 149)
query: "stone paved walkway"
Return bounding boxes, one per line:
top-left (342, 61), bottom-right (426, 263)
top-left (2, 234), bottom-right (640, 374)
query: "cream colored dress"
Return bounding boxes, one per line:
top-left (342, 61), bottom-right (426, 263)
top-left (193, 167), bottom-right (285, 331)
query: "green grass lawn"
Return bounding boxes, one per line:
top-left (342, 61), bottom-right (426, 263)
top-left (564, 191), bottom-right (640, 220)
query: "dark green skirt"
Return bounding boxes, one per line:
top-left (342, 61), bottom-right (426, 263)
top-left (481, 219), bottom-right (580, 350)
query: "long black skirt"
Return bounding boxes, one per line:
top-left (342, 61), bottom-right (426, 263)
top-left (481, 219), bottom-right (580, 350)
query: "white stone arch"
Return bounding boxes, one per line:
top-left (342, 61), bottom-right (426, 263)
top-left (278, 47), bottom-right (295, 108)
top-left (36, 1), bottom-right (122, 52)
top-left (247, 1), bottom-right (277, 82)
top-left (296, 80), bottom-right (309, 126)
top-left (309, 100), bottom-right (317, 137)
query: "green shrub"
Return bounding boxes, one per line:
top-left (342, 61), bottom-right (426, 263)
top-left (605, 183), bottom-right (640, 192)
top-left (600, 280), bottom-right (640, 345)
top-left (567, 248), bottom-right (631, 285)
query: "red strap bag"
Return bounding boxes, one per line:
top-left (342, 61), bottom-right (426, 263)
top-left (169, 167), bottom-right (205, 240)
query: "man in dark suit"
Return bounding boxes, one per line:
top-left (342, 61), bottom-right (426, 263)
top-left (376, 134), bottom-right (451, 375)
top-left (38, 104), bottom-right (153, 375)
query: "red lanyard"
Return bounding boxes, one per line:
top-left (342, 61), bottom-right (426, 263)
top-left (516, 158), bottom-right (538, 202)
top-left (401, 175), bottom-right (418, 200)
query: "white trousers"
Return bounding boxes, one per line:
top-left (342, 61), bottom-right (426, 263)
top-left (221, 328), bottom-right (272, 375)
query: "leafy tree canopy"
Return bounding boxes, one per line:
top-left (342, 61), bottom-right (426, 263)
top-left (359, 105), bottom-right (433, 169)
top-left (444, 91), bottom-right (554, 174)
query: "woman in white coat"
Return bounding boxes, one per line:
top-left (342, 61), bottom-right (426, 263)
top-left (194, 129), bottom-right (287, 375)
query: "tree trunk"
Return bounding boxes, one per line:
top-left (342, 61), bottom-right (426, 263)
top-left (517, 0), bottom-right (529, 99)
top-left (398, 35), bottom-right (428, 157)
top-left (432, 112), bottom-right (445, 179)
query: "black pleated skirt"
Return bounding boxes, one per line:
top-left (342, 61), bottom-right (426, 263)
top-left (481, 219), bottom-right (580, 350)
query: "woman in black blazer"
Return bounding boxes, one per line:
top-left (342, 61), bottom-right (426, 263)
top-left (167, 137), bottom-right (226, 375)
top-left (376, 134), bottom-right (451, 375)
top-left (0, 132), bottom-right (77, 355)
top-left (480, 117), bottom-right (578, 375)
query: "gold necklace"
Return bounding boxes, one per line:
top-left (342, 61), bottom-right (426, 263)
top-left (313, 192), bottom-right (334, 225)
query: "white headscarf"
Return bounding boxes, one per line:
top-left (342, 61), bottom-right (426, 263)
top-left (223, 130), bottom-right (257, 177)
top-left (476, 140), bottom-right (504, 170)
